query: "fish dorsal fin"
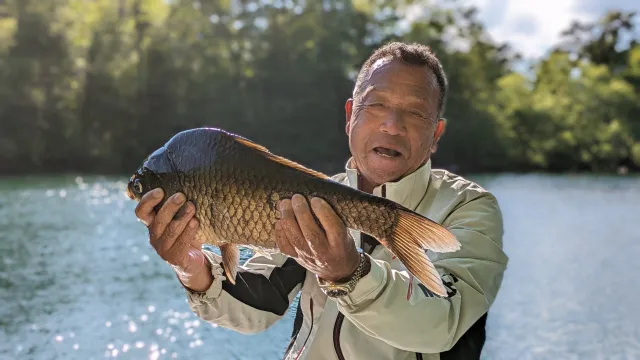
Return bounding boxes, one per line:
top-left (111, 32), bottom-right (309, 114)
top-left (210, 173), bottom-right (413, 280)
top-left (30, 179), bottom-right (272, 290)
top-left (233, 136), bottom-right (330, 180)
top-left (233, 135), bottom-right (270, 153)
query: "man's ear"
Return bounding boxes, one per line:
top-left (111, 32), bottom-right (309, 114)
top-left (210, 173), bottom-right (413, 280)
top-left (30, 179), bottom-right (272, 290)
top-left (431, 118), bottom-right (446, 153)
top-left (345, 98), bottom-right (354, 135)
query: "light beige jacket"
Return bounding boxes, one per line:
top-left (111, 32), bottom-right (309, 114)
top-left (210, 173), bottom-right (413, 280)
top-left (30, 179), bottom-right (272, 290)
top-left (184, 159), bottom-right (508, 359)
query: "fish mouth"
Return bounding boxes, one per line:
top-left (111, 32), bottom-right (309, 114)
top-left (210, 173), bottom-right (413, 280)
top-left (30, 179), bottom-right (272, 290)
top-left (125, 184), bottom-right (135, 200)
top-left (125, 177), bottom-right (136, 200)
top-left (373, 146), bottom-right (403, 158)
top-left (125, 172), bottom-right (142, 201)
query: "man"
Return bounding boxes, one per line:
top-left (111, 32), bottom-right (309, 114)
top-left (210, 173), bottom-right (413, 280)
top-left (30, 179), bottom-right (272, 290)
top-left (134, 41), bottom-right (508, 359)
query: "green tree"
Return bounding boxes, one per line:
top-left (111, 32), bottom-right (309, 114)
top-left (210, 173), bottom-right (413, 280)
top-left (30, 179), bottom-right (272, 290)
top-left (0, 1), bottom-right (637, 175)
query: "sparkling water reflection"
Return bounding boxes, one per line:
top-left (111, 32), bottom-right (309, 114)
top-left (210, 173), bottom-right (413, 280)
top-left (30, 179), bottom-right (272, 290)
top-left (0, 175), bottom-right (296, 360)
top-left (1, 174), bottom-right (639, 359)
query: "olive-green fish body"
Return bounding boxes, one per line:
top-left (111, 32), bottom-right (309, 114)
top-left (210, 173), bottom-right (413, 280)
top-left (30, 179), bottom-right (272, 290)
top-left (127, 128), bottom-right (460, 297)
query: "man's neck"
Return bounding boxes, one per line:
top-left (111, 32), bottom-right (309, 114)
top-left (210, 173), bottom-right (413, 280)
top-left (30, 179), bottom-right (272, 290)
top-left (357, 175), bottom-right (378, 194)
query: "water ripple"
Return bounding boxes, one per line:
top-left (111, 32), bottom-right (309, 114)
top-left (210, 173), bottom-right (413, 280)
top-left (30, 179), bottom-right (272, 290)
top-left (1, 174), bottom-right (639, 359)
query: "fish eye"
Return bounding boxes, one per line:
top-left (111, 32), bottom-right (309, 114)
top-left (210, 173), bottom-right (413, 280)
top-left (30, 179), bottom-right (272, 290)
top-left (133, 179), bottom-right (143, 194)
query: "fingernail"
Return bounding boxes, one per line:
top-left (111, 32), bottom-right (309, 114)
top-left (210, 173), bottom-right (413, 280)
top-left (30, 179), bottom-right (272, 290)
top-left (292, 194), bottom-right (304, 206)
top-left (189, 219), bottom-right (198, 228)
top-left (152, 188), bottom-right (163, 198)
top-left (173, 193), bottom-right (185, 204)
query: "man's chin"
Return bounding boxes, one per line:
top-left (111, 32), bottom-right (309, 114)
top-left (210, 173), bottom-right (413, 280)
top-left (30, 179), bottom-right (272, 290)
top-left (363, 159), bottom-right (407, 184)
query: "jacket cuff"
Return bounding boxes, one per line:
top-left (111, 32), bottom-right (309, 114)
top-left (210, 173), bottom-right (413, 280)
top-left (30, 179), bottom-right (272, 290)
top-left (184, 250), bottom-right (226, 306)
top-left (336, 255), bottom-right (387, 306)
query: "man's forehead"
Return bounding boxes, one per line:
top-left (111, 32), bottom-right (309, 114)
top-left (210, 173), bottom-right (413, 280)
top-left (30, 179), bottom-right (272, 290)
top-left (363, 58), bottom-right (437, 90)
top-left (370, 57), bottom-right (393, 73)
top-left (357, 62), bottom-right (435, 100)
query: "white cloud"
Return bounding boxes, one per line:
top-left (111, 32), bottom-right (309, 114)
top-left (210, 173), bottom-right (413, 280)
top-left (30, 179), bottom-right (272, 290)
top-left (465, 0), bottom-right (594, 59)
top-left (405, 0), bottom-right (638, 63)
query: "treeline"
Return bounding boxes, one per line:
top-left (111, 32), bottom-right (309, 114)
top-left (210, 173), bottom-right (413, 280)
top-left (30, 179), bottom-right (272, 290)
top-left (0, 0), bottom-right (638, 175)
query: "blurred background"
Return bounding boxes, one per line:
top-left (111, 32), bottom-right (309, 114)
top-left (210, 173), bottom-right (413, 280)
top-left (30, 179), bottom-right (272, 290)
top-left (0, 0), bottom-right (639, 359)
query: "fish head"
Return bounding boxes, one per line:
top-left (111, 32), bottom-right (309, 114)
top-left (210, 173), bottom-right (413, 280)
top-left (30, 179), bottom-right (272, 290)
top-left (126, 145), bottom-right (181, 208)
top-left (126, 167), bottom-right (164, 202)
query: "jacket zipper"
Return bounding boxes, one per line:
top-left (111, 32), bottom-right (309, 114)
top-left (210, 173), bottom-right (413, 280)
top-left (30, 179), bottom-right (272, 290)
top-left (333, 184), bottom-right (422, 360)
top-left (332, 311), bottom-right (346, 359)
top-left (333, 215), bottom-right (381, 359)
top-left (333, 182), bottom-right (384, 360)
top-left (294, 298), bottom-right (314, 360)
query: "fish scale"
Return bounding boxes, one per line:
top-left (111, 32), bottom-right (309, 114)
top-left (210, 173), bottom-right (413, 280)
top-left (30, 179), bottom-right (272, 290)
top-left (127, 127), bottom-right (461, 297)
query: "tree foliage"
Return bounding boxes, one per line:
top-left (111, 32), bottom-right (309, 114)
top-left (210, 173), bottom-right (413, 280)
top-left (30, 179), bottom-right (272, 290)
top-left (0, 1), bottom-right (637, 175)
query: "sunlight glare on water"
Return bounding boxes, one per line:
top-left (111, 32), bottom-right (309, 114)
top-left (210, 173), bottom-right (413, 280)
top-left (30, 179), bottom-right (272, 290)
top-left (1, 173), bottom-right (639, 359)
top-left (0, 175), bottom-right (296, 360)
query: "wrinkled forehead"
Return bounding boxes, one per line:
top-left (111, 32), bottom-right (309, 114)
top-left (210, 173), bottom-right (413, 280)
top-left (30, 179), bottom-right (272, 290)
top-left (358, 58), bottom-right (438, 99)
top-left (360, 60), bottom-right (439, 108)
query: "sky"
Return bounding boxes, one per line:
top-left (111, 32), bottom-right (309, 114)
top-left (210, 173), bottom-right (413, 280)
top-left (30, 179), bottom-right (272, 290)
top-left (459, 0), bottom-right (639, 60)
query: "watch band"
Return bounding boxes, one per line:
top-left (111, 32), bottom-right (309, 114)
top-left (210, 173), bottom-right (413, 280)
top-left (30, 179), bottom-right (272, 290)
top-left (318, 252), bottom-right (371, 298)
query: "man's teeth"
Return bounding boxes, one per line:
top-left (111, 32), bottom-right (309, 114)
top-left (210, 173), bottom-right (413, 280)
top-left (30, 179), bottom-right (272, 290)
top-left (374, 147), bottom-right (400, 157)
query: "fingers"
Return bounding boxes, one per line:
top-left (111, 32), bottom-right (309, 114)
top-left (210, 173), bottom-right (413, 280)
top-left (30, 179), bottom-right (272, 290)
top-left (278, 198), bottom-right (311, 255)
top-left (135, 189), bottom-right (203, 271)
top-left (310, 197), bottom-right (348, 246)
top-left (165, 217), bottom-right (200, 268)
top-left (148, 193), bottom-right (186, 242)
top-left (291, 194), bottom-right (328, 253)
top-left (274, 220), bottom-right (296, 257)
top-left (135, 188), bottom-right (164, 226)
top-left (151, 201), bottom-right (196, 255)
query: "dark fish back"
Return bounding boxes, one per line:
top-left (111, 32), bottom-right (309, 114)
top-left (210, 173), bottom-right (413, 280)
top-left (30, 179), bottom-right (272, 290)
top-left (166, 128), bottom-right (397, 249)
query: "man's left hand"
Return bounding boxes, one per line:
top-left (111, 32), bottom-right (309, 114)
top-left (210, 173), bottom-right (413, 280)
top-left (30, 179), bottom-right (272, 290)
top-left (275, 194), bottom-right (360, 282)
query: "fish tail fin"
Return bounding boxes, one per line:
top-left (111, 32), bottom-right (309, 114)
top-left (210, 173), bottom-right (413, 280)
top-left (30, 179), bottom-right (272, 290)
top-left (385, 209), bottom-right (460, 297)
top-left (220, 243), bottom-right (240, 285)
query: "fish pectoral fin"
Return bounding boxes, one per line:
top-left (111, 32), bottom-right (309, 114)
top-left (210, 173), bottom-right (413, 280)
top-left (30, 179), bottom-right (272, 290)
top-left (232, 136), bottom-right (331, 180)
top-left (220, 243), bottom-right (240, 285)
top-left (386, 209), bottom-right (461, 298)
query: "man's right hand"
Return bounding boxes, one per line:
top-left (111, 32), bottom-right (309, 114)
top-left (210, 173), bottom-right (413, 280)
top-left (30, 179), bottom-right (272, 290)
top-left (134, 188), bottom-right (214, 292)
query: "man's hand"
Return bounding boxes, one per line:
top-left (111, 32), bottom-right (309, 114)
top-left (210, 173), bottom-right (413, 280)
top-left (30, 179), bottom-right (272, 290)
top-left (274, 194), bottom-right (360, 282)
top-left (134, 188), bottom-right (213, 292)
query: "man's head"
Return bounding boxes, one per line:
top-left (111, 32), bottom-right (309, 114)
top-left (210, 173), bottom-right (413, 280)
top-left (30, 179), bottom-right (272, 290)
top-left (345, 42), bottom-right (447, 189)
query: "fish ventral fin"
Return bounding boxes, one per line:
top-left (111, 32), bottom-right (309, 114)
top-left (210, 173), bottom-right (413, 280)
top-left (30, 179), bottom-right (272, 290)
top-left (220, 243), bottom-right (240, 285)
top-left (386, 209), bottom-right (461, 297)
top-left (233, 136), bottom-right (331, 180)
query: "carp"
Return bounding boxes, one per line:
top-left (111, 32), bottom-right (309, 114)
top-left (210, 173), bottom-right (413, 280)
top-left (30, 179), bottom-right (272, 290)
top-left (126, 128), bottom-right (460, 297)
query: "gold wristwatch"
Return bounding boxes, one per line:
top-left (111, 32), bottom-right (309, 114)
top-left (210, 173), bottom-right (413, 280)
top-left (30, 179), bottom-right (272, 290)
top-left (317, 251), bottom-right (371, 298)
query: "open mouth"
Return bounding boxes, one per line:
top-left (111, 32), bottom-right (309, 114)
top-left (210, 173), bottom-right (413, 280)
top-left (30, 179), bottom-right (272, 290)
top-left (374, 147), bottom-right (402, 158)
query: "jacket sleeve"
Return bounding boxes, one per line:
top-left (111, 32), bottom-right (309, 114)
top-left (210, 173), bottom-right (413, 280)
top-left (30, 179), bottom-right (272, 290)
top-left (334, 192), bottom-right (508, 353)
top-left (183, 248), bottom-right (306, 334)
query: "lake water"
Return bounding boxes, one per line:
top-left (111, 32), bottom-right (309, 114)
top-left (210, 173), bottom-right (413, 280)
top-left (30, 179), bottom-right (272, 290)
top-left (0, 173), bottom-right (639, 360)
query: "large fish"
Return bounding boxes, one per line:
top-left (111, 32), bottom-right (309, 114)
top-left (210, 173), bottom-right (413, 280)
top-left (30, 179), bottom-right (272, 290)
top-left (126, 128), bottom-right (460, 296)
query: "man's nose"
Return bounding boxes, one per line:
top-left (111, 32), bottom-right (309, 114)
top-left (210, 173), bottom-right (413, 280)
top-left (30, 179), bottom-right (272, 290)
top-left (380, 111), bottom-right (407, 136)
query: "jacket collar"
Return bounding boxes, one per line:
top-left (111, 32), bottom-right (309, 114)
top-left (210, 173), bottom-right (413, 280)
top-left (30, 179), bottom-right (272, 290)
top-left (344, 158), bottom-right (432, 211)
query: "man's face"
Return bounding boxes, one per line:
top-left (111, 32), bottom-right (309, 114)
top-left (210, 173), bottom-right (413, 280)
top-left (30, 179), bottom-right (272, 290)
top-left (345, 58), bottom-right (446, 187)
